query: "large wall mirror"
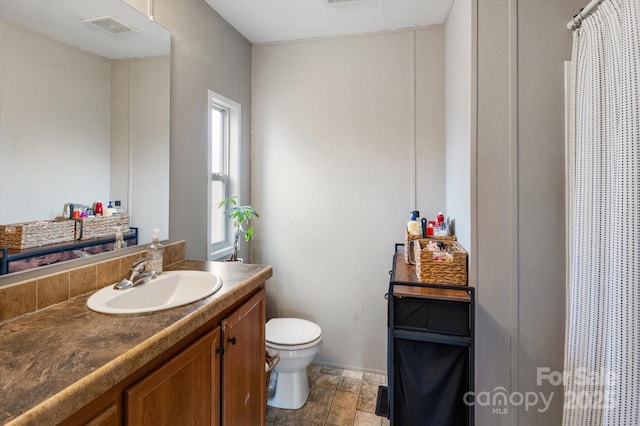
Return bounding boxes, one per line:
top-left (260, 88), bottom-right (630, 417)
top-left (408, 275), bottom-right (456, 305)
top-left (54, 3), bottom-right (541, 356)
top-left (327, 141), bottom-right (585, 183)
top-left (0, 0), bottom-right (170, 277)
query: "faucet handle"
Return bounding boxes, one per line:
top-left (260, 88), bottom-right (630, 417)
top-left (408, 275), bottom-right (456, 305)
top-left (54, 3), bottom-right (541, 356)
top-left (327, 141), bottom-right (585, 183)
top-left (131, 270), bottom-right (158, 287)
top-left (131, 257), bottom-right (151, 269)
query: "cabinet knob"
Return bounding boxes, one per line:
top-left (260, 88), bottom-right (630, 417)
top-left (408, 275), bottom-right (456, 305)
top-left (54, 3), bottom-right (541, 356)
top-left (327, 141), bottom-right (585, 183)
top-left (228, 336), bottom-right (237, 345)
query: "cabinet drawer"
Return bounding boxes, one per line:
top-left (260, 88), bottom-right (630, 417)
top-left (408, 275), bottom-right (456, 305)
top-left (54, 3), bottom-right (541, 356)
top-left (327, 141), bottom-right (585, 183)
top-left (393, 297), bottom-right (470, 336)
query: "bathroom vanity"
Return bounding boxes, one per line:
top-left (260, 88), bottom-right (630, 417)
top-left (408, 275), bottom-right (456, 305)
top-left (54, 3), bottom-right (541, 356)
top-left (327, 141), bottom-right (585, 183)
top-left (382, 244), bottom-right (475, 425)
top-left (0, 260), bottom-right (271, 426)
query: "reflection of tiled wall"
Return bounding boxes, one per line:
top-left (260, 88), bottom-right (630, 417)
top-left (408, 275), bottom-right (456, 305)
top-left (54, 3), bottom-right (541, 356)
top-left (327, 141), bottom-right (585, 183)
top-left (0, 241), bottom-right (185, 323)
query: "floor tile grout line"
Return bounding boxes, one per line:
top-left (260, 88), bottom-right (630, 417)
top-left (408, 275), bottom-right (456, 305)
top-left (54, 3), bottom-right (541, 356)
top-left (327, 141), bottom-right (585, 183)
top-left (324, 379), bottom-right (335, 426)
top-left (315, 370), bottom-right (333, 426)
top-left (266, 365), bottom-right (385, 426)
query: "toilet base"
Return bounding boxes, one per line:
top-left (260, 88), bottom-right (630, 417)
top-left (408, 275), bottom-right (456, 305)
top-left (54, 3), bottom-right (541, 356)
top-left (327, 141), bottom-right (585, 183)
top-left (267, 369), bottom-right (310, 410)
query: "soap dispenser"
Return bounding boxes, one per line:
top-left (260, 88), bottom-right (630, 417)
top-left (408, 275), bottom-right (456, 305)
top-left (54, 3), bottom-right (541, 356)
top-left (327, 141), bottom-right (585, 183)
top-left (113, 227), bottom-right (127, 250)
top-left (147, 228), bottom-right (164, 273)
top-left (407, 211), bottom-right (421, 236)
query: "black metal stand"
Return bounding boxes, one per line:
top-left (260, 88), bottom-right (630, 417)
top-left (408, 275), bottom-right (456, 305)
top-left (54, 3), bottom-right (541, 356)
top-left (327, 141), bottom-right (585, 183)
top-left (380, 244), bottom-right (475, 426)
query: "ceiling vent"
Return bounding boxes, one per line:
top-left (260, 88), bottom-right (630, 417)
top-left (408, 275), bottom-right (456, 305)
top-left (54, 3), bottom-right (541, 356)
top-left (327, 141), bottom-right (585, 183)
top-left (327, 0), bottom-right (362, 4)
top-left (83, 16), bottom-right (137, 34)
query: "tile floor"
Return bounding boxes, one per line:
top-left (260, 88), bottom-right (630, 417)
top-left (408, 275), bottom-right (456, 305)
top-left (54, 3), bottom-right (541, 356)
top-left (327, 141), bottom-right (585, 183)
top-left (266, 364), bottom-right (390, 426)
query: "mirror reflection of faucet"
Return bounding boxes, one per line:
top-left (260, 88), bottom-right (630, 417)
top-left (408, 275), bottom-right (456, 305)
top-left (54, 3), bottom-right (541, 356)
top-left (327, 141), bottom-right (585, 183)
top-left (72, 249), bottom-right (92, 258)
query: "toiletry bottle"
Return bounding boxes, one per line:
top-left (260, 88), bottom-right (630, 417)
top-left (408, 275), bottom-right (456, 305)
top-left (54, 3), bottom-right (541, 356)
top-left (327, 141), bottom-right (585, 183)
top-left (106, 201), bottom-right (116, 216)
top-left (95, 202), bottom-right (103, 216)
top-left (435, 213), bottom-right (449, 237)
top-left (114, 200), bottom-right (122, 215)
top-left (147, 228), bottom-right (164, 273)
top-left (427, 222), bottom-right (434, 236)
top-left (113, 227), bottom-right (127, 250)
top-left (407, 211), bottom-right (421, 236)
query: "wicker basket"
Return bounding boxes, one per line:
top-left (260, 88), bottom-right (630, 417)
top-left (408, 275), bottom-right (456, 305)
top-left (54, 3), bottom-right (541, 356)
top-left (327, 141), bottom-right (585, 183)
top-left (0, 219), bottom-right (76, 249)
top-left (265, 352), bottom-right (280, 397)
top-left (75, 214), bottom-right (130, 240)
top-left (413, 238), bottom-right (468, 285)
top-left (404, 229), bottom-right (456, 264)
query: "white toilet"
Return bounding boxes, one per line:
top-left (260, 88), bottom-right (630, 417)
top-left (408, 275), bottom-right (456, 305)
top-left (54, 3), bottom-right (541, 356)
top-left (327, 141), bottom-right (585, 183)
top-left (266, 318), bottom-right (323, 409)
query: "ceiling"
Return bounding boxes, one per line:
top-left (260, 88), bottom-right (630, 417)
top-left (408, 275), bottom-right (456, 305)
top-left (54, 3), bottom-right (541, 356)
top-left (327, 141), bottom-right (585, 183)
top-left (204, 0), bottom-right (454, 44)
top-left (0, 0), bottom-right (169, 59)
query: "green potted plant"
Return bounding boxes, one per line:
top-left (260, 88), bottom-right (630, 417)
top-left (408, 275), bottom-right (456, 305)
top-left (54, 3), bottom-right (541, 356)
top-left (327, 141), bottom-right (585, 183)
top-left (217, 196), bottom-right (259, 262)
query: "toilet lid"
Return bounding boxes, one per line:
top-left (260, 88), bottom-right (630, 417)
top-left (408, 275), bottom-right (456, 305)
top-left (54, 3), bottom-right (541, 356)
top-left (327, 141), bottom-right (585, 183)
top-left (266, 318), bottom-right (322, 346)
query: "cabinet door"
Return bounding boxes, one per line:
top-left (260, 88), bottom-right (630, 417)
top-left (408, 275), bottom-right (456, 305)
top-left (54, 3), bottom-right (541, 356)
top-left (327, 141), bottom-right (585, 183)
top-left (85, 403), bottom-right (119, 426)
top-left (126, 328), bottom-right (221, 426)
top-left (222, 289), bottom-right (265, 426)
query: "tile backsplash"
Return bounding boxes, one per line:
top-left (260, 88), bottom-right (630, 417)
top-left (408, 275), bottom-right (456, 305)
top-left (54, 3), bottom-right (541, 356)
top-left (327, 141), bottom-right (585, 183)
top-left (0, 241), bottom-right (185, 323)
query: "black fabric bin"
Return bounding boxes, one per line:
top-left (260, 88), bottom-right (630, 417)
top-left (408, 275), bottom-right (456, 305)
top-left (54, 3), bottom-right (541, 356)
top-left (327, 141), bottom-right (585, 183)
top-left (393, 339), bottom-right (469, 426)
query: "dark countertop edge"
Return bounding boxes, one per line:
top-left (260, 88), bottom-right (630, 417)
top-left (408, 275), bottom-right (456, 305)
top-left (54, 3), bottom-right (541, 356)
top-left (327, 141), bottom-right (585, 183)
top-left (5, 261), bottom-right (273, 426)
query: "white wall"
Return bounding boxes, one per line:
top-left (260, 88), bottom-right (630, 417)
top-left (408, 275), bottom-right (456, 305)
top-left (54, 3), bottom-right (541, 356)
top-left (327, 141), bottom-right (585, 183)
top-left (416, 30), bottom-right (447, 220)
top-left (517, 1), bottom-right (582, 424)
top-left (445, 0), bottom-right (472, 253)
top-left (252, 28), bottom-right (445, 371)
top-left (111, 57), bottom-right (171, 243)
top-left (0, 20), bottom-right (110, 223)
top-left (475, 2), bottom-right (517, 423)
top-left (473, 0), bottom-right (584, 424)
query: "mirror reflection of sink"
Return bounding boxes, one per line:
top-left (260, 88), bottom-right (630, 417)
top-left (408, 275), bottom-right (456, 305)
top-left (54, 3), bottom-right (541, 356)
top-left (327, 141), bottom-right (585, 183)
top-left (87, 271), bottom-right (223, 314)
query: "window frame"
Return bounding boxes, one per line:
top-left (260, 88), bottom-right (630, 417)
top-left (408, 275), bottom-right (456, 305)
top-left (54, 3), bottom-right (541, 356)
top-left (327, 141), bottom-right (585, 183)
top-left (207, 90), bottom-right (241, 260)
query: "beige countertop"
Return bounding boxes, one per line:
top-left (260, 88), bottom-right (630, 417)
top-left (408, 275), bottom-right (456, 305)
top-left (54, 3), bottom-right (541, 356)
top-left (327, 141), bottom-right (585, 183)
top-left (0, 260), bottom-right (272, 425)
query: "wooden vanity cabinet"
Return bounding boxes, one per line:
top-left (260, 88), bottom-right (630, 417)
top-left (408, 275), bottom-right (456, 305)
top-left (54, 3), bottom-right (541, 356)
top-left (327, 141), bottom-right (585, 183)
top-left (60, 287), bottom-right (265, 426)
top-left (126, 328), bottom-right (221, 426)
top-left (222, 289), bottom-right (266, 426)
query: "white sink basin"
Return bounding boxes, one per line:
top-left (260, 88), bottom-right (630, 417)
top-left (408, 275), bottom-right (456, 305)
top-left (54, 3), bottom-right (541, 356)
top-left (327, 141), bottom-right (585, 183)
top-left (87, 270), bottom-right (223, 314)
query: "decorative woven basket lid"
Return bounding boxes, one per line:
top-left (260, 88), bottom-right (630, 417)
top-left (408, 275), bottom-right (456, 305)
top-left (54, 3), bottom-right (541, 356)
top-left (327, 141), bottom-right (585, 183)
top-left (266, 318), bottom-right (322, 346)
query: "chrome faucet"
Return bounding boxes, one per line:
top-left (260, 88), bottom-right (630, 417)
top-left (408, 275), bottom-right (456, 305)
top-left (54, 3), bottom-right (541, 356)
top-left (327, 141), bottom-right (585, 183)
top-left (113, 257), bottom-right (158, 290)
top-left (129, 257), bottom-right (152, 282)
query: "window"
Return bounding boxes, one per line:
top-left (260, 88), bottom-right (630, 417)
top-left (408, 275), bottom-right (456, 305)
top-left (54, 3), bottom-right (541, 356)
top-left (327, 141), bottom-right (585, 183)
top-left (208, 90), bottom-right (240, 260)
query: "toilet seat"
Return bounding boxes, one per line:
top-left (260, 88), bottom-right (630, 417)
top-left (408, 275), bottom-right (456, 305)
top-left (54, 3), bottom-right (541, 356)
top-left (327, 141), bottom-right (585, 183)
top-left (266, 318), bottom-right (322, 347)
top-left (266, 335), bottom-right (323, 351)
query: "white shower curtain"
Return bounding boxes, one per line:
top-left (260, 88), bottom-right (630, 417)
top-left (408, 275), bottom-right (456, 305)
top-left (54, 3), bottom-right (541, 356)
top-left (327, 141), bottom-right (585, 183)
top-left (565, 1), bottom-right (640, 425)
